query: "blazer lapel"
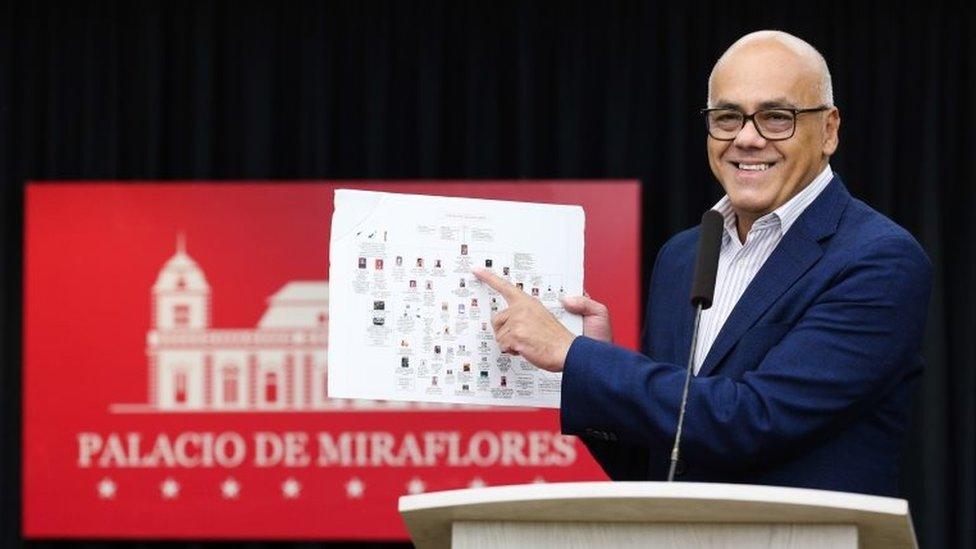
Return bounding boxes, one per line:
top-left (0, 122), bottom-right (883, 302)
top-left (695, 176), bottom-right (850, 377)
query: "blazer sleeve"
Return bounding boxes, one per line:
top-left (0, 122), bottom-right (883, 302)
top-left (560, 234), bottom-right (932, 472)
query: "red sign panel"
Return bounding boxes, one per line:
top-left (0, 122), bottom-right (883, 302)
top-left (23, 182), bottom-right (641, 540)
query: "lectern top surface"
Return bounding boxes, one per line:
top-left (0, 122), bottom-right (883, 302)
top-left (400, 481), bottom-right (907, 515)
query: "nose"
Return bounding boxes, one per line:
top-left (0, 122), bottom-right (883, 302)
top-left (733, 117), bottom-right (767, 149)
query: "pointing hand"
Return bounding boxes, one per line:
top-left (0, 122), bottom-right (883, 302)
top-left (472, 268), bottom-right (576, 373)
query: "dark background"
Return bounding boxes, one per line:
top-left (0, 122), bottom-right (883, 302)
top-left (1, 1), bottom-right (973, 547)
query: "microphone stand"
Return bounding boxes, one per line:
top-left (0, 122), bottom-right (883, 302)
top-left (667, 301), bottom-right (703, 482)
top-left (666, 208), bottom-right (722, 482)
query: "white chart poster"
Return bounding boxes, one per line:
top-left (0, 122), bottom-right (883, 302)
top-left (327, 189), bottom-right (585, 408)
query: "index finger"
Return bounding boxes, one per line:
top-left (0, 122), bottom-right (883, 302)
top-left (472, 267), bottom-right (522, 301)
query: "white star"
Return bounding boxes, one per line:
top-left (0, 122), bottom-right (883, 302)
top-left (406, 477), bottom-right (426, 495)
top-left (468, 477), bottom-right (486, 489)
top-left (220, 477), bottom-right (241, 499)
top-left (532, 476), bottom-right (546, 484)
top-left (345, 477), bottom-right (365, 499)
top-left (281, 477), bottom-right (301, 499)
top-left (97, 477), bottom-right (116, 499)
top-left (160, 478), bottom-right (180, 500)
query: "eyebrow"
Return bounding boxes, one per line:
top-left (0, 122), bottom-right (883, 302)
top-left (758, 98), bottom-right (798, 109)
top-left (712, 98), bottom-right (799, 110)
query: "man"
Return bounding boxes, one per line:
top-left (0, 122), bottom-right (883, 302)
top-left (473, 30), bottom-right (931, 497)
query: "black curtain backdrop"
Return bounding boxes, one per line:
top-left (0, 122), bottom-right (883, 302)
top-left (2, 1), bottom-right (973, 547)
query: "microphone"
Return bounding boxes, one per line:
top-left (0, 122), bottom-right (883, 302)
top-left (689, 210), bottom-right (724, 308)
top-left (668, 209), bottom-right (724, 481)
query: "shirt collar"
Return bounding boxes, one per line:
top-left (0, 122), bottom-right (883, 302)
top-left (711, 164), bottom-right (834, 242)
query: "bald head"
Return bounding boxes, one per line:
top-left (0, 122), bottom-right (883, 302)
top-left (707, 31), bottom-right (833, 108)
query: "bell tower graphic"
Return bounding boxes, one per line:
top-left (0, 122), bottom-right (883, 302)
top-left (152, 234), bottom-right (211, 332)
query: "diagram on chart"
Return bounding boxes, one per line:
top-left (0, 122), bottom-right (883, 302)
top-left (328, 190), bottom-right (584, 408)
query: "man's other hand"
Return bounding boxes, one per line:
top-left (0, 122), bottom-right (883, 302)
top-left (472, 268), bottom-right (576, 372)
top-left (560, 295), bottom-right (613, 344)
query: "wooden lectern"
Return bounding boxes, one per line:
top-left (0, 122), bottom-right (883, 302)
top-left (399, 481), bottom-right (916, 548)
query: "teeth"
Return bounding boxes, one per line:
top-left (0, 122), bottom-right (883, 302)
top-left (738, 163), bottom-right (769, 171)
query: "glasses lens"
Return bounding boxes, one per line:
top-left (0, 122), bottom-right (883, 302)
top-left (707, 110), bottom-right (743, 139)
top-left (756, 109), bottom-right (795, 138)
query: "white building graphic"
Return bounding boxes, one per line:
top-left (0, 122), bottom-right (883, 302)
top-left (110, 236), bottom-right (432, 413)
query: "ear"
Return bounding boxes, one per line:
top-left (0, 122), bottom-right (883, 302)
top-left (822, 107), bottom-right (841, 156)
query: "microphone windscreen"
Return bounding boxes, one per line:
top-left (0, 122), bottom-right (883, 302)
top-left (689, 209), bottom-right (724, 309)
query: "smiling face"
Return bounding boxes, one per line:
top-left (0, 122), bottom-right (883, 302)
top-left (707, 40), bottom-right (840, 229)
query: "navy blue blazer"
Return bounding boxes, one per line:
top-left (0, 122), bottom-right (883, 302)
top-left (561, 175), bottom-right (932, 497)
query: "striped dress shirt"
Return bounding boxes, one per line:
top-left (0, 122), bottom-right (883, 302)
top-left (693, 164), bottom-right (835, 374)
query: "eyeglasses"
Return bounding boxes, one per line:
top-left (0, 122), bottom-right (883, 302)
top-left (701, 106), bottom-right (830, 141)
